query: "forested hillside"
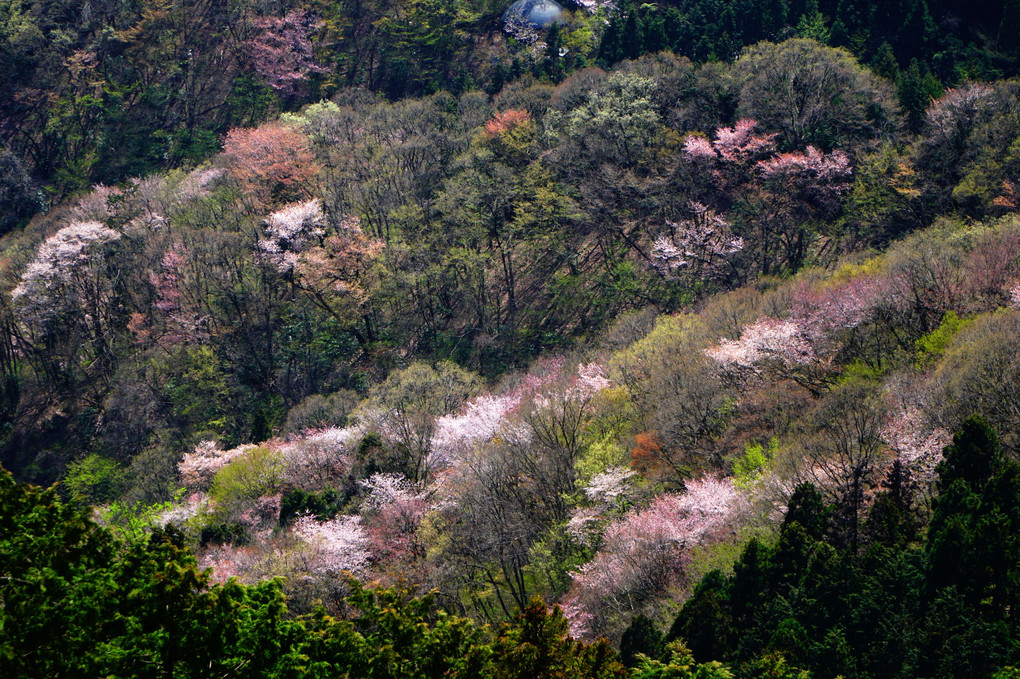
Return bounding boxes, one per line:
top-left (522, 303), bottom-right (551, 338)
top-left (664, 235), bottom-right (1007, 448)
top-left (5, 0), bottom-right (1020, 677)
top-left (2, 0), bottom-right (1020, 205)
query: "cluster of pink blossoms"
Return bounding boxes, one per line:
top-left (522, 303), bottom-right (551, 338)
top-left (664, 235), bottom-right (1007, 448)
top-left (178, 440), bottom-right (256, 489)
top-left (562, 477), bottom-right (745, 637)
top-left (292, 514), bottom-right (371, 576)
top-left (684, 119), bottom-right (777, 163)
top-left (430, 360), bottom-right (610, 468)
top-left (246, 10), bottom-right (325, 95)
top-left (881, 405), bottom-right (951, 484)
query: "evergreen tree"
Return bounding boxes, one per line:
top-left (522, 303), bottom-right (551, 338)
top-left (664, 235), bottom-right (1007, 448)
top-left (620, 614), bottom-right (665, 667)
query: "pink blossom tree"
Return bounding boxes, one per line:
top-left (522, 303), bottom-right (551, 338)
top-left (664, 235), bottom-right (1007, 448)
top-left (881, 404), bottom-right (950, 488)
top-left (706, 316), bottom-right (834, 394)
top-left (70, 184), bottom-right (124, 222)
top-left (684, 119), bottom-right (777, 164)
top-left (245, 10), bottom-right (325, 95)
top-left (562, 477), bottom-right (745, 639)
top-left (289, 215), bottom-right (384, 329)
top-left (258, 199), bottom-right (327, 273)
top-left (360, 473), bottom-right (431, 573)
top-left (790, 274), bottom-right (894, 337)
top-left (430, 394), bottom-right (517, 469)
top-left (684, 118), bottom-right (853, 275)
top-left (178, 440), bottom-right (255, 489)
top-left (13, 221), bottom-right (121, 330)
top-left (707, 317), bottom-right (815, 370)
top-left (278, 426), bottom-right (359, 490)
top-left (130, 247), bottom-right (209, 348)
top-left (292, 513), bottom-right (371, 576)
top-left (12, 220), bottom-right (124, 392)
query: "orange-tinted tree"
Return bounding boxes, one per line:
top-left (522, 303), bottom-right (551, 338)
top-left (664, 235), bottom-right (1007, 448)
top-left (222, 123), bottom-right (320, 209)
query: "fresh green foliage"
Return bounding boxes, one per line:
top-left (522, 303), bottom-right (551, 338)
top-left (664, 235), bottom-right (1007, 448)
top-left (916, 311), bottom-right (974, 367)
top-left (0, 468), bottom-right (635, 678)
top-left (209, 447), bottom-right (285, 517)
top-left (62, 453), bottom-right (125, 505)
top-left (732, 439), bottom-right (777, 490)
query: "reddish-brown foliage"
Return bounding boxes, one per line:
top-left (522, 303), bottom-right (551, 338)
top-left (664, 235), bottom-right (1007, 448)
top-left (222, 123), bottom-right (320, 209)
top-left (483, 109), bottom-right (532, 138)
top-left (631, 431), bottom-right (662, 475)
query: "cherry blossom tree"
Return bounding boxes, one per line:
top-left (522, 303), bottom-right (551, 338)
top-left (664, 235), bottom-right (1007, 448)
top-left (178, 440), bottom-right (255, 489)
top-left (483, 109), bottom-right (532, 138)
top-left (573, 0), bottom-right (616, 12)
top-left (245, 10), bottom-right (324, 96)
top-left (758, 146), bottom-right (852, 204)
top-left (288, 215), bottom-right (384, 329)
top-left (70, 184), bottom-right (124, 222)
top-left (684, 118), bottom-right (854, 275)
top-left (13, 221), bottom-right (121, 330)
top-left (706, 316), bottom-right (834, 394)
top-left (881, 404), bottom-right (950, 487)
top-left (238, 493), bottom-right (283, 532)
top-left (583, 466), bottom-right (637, 506)
top-left (789, 273), bottom-right (894, 337)
top-left (924, 84), bottom-right (994, 145)
top-left (434, 359), bottom-right (614, 617)
top-left (706, 317), bottom-right (815, 370)
top-left (684, 119), bottom-right (777, 164)
top-left (430, 394), bottom-right (516, 469)
top-left (129, 247), bottom-right (208, 348)
top-left (176, 167), bottom-right (226, 202)
top-left (292, 513), bottom-right (371, 576)
top-left (12, 220), bottom-right (124, 392)
top-left (651, 202), bottom-right (743, 282)
top-left (258, 199), bottom-right (326, 273)
top-left (278, 426), bottom-right (360, 490)
top-left (360, 473), bottom-right (431, 571)
top-left (429, 358), bottom-right (585, 470)
top-left (562, 477), bottom-right (745, 639)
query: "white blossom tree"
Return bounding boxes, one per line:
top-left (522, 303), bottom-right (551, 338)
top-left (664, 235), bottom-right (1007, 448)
top-left (12, 220), bottom-right (123, 393)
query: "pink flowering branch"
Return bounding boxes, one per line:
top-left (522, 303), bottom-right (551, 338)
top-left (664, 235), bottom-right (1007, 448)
top-left (684, 119), bottom-right (777, 163)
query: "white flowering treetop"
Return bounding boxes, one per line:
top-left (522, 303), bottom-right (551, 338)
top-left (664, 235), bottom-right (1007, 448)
top-left (651, 202), bottom-right (743, 281)
top-left (13, 221), bottom-right (122, 332)
top-left (258, 199), bottom-right (326, 273)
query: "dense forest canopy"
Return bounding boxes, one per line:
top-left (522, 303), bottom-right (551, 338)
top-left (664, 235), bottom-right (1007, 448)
top-left (1, 0), bottom-right (1020, 203)
top-left (5, 0), bottom-right (1020, 677)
